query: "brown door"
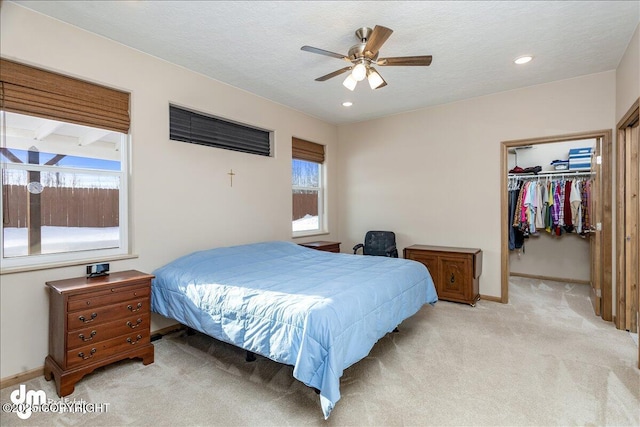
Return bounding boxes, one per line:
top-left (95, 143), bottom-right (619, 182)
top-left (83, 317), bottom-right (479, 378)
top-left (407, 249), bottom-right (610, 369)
top-left (627, 124), bottom-right (639, 334)
top-left (589, 137), bottom-right (602, 316)
top-left (615, 100), bottom-right (639, 368)
top-left (621, 124), bottom-right (639, 333)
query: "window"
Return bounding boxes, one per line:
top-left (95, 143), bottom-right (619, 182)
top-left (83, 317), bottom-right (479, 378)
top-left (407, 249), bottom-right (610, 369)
top-left (1, 112), bottom-right (129, 268)
top-left (169, 105), bottom-right (271, 156)
top-left (292, 138), bottom-right (325, 235)
top-left (0, 59), bottom-right (130, 269)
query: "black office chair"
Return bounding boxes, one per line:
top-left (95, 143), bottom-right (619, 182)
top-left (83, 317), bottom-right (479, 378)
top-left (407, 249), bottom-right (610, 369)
top-left (353, 231), bottom-right (399, 258)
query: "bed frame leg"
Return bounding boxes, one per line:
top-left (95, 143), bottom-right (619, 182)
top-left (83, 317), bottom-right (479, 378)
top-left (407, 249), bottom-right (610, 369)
top-left (245, 351), bottom-right (257, 362)
top-left (393, 327), bottom-right (399, 333)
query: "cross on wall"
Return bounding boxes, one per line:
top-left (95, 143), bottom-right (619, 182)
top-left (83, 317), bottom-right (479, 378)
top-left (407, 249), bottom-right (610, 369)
top-left (227, 169), bottom-right (235, 187)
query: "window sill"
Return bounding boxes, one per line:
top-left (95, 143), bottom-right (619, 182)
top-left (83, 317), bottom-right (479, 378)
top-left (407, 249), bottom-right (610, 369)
top-left (291, 231), bottom-right (330, 239)
top-left (0, 253), bottom-right (139, 275)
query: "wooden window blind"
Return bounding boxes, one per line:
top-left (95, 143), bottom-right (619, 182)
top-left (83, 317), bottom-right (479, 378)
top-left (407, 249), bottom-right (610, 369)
top-left (169, 105), bottom-right (271, 157)
top-left (0, 58), bottom-right (130, 133)
top-left (292, 137), bottom-right (325, 163)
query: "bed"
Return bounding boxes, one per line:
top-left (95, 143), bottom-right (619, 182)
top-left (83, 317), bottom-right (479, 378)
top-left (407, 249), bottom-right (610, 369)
top-left (150, 241), bottom-right (437, 418)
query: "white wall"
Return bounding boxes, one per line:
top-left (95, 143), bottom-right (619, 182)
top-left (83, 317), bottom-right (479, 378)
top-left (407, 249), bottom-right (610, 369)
top-left (337, 72), bottom-right (616, 299)
top-left (616, 23), bottom-right (639, 123)
top-left (0, 4), bottom-right (338, 379)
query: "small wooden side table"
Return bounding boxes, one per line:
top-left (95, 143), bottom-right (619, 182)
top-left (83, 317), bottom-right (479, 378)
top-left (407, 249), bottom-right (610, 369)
top-left (404, 245), bottom-right (482, 306)
top-left (44, 270), bottom-right (155, 397)
top-left (299, 241), bottom-right (341, 253)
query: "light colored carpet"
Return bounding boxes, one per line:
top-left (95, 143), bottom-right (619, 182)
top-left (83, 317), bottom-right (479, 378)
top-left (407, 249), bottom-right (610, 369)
top-left (1, 277), bottom-right (638, 426)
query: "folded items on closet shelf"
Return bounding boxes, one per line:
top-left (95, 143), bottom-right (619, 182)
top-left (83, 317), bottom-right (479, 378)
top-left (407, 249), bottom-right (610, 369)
top-left (568, 147), bottom-right (593, 170)
top-left (509, 165), bottom-right (542, 174)
top-left (550, 159), bottom-right (569, 170)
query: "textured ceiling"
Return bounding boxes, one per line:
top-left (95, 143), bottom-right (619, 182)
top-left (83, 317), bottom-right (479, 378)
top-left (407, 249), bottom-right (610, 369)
top-left (11, 1), bottom-right (640, 125)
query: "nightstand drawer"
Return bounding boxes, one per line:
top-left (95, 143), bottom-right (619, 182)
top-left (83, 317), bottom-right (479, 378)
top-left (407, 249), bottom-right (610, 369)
top-left (66, 330), bottom-right (150, 369)
top-left (68, 285), bottom-right (150, 312)
top-left (66, 314), bottom-right (150, 350)
top-left (67, 298), bottom-right (149, 330)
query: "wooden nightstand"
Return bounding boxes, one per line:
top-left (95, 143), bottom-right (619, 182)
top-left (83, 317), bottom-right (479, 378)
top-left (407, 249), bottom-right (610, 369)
top-left (299, 241), bottom-right (341, 253)
top-left (404, 245), bottom-right (482, 306)
top-left (44, 270), bottom-right (155, 397)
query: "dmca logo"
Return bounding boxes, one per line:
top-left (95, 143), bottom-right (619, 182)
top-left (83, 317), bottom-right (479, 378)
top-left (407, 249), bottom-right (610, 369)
top-left (2, 384), bottom-right (110, 420)
top-left (7, 384), bottom-right (46, 420)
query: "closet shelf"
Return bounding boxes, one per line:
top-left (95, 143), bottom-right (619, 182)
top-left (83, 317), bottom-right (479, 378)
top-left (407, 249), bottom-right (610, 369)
top-left (508, 170), bottom-right (592, 179)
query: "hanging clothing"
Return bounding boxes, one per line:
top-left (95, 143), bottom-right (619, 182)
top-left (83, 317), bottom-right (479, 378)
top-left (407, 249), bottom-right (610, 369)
top-left (581, 179), bottom-right (591, 236)
top-left (508, 174), bottom-right (593, 250)
top-left (545, 181), bottom-right (553, 232)
top-left (508, 188), bottom-right (525, 250)
top-left (564, 180), bottom-right (574, 233)
top-left (553, 181), bottom-right (563, 235)
top-left (570, 180), bottom-right (582, 234)
top-left (535, 181), bottom-right (545, 230)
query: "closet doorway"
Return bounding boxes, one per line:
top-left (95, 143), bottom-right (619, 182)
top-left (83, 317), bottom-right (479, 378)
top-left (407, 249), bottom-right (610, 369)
top-left (500, 130), bottom-right (613, 322)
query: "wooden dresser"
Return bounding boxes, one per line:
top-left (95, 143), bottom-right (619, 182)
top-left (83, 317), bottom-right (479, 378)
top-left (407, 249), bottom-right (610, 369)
top-left (299, 241), bottom-right (341, 253)
top-left (44, 270), bottom-right (155, 397)
top-left (404, 245), bottom-right (482, 306)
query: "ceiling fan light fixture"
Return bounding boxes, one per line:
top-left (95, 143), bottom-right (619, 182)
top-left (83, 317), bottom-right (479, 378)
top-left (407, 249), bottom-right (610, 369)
top-left (352, 63), bottom-right (367, 81)
top-left (301, 25), bottom-right (433, 91)
top-left (343, 74), bottom-right (357, 91)
top-left (367, 68), bottom-right (385, 89)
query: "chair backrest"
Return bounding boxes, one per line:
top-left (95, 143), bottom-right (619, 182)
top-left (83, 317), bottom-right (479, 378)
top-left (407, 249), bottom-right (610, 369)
top-left (363, 231), bottom-right (396, 256)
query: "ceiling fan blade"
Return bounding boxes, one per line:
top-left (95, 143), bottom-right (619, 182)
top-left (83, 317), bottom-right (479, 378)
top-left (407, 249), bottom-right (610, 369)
top-left (363, 25), bottom-right (393, 57)
top-left (377, 55), bottom-right (433, 66)
top-left (301, 45), bottom-right (349, 61)
top-left (315, 66), bottom-right (352, 81)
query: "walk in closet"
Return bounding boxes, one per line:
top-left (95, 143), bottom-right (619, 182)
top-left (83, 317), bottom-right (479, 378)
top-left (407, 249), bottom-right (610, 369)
top-left (501, 130), bottom-right (613, 320)
top-left (507, 139), bottom-right (595, 284)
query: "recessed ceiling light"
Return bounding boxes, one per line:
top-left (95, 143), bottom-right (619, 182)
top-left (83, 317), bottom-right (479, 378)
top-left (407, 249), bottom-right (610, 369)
top-left (514, 55), bottom-right (533, 65)
top-left (342, 101), bottom-right (353, 107)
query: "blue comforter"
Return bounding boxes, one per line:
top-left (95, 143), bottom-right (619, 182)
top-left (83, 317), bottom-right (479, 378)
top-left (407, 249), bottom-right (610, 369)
top-left (151, 241), bottom-right (437, 418)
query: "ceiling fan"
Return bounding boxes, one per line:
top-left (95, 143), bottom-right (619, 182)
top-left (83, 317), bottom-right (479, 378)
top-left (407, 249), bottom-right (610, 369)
top-left (301, 25), bottom-right (432, 91)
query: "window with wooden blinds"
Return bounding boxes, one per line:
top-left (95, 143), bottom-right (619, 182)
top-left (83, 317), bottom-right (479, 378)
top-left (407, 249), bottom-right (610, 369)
top-left (0, 58), bottom-right (130, 133)
top-left (169, 105), bottom-right (271, 157)
top-left (292, 137), bottom-right (325, 163)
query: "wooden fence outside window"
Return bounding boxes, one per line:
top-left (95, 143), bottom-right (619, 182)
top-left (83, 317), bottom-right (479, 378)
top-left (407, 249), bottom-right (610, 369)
top-left (2, 185), bottom-right (119, 228)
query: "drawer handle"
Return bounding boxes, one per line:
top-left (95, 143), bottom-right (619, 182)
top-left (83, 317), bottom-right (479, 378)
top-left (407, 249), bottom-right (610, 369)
top-left (127, 318), bottom-right (143, 329)
top-left (127, 334), bottom-right (143, 345)
top-left (450, 273), bottom-right (455, 283)
top-left (127, 303), bottom-right (143, 312)
top-left (78, 313), bottom-right (98, 323)
top-left (78, 348), bottom-right (96, 360)
top-left (78, 330), bottom-right (97, 342)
